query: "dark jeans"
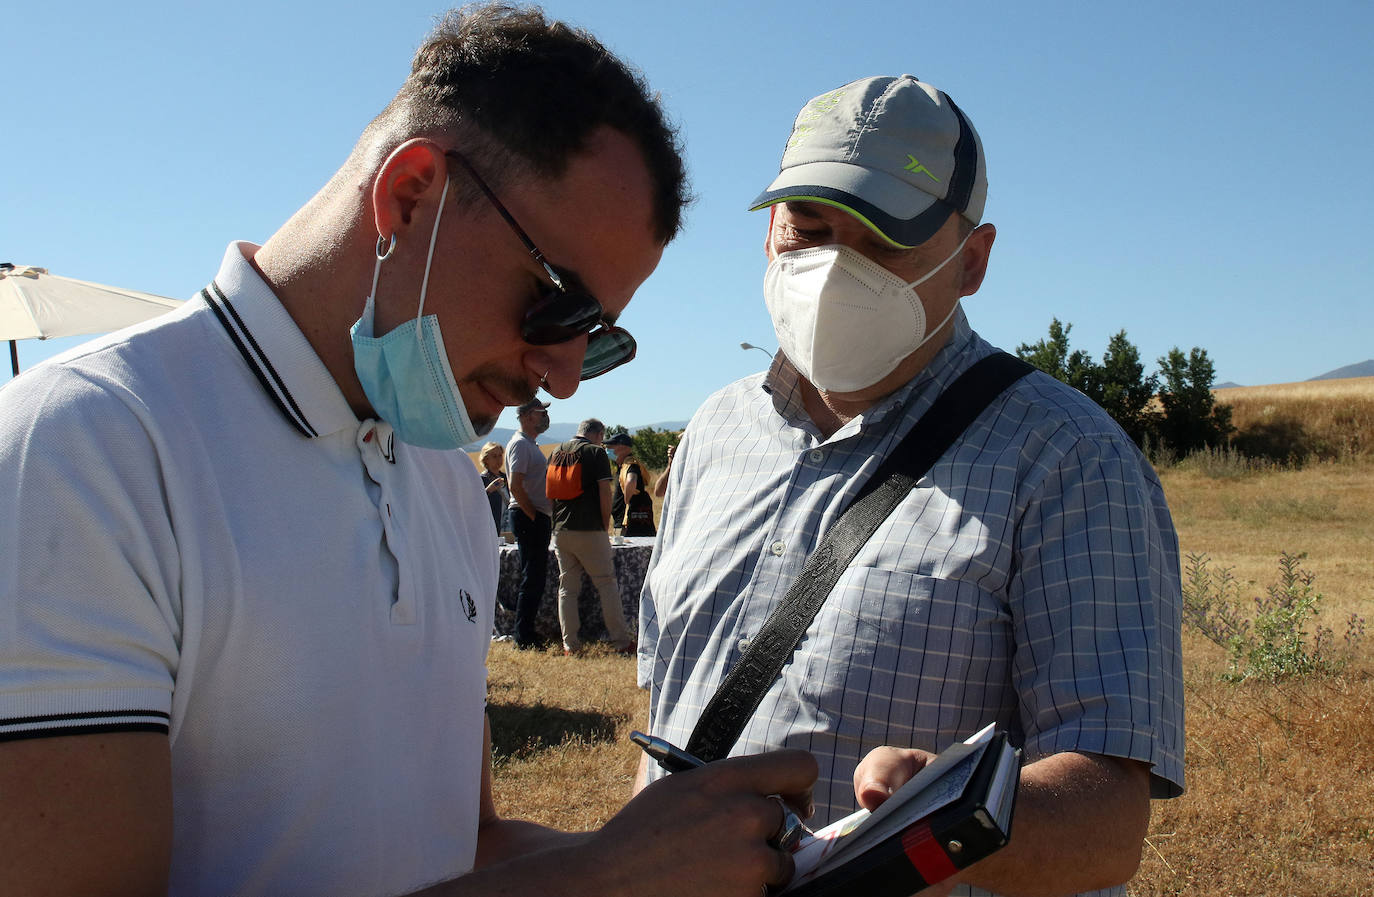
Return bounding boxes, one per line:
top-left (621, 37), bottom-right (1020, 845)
top-left (510, 509), bottom-right (552, 646)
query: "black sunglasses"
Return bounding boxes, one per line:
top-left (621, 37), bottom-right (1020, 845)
top-left (445, 150), bottom-right (636, 380)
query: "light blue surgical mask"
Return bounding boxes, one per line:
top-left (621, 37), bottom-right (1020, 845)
top-left (350, 177), bottom-right (478, 451)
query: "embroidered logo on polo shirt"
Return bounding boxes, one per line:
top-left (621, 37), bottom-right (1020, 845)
top-left (459, 589), bottom-right (477, 622)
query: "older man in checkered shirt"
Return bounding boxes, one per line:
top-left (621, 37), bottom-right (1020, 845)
top-left (637, 76), bottom-right (1184, 897)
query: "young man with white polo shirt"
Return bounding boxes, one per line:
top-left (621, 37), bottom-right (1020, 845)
top-left (0, 6), bottom-right (816, 896)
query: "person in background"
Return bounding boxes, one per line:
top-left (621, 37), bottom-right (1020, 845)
top-left (506, 397), bottom-right (553, 650)
top-left (548, 418), bottom-right (636, 655)
top-left (638, 75), bottom-right (1184, 897)
top-left (607, 431), bottom-right (656, 536)
top-left (652, 441), bottom-right (675, 501)
top-left (478, 441), bottom-right (509, 533)
top-left (0, 5), bottom-right (817, 895)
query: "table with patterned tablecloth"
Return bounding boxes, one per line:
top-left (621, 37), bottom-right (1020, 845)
top-left (494, 535), bottom-right (655, 646)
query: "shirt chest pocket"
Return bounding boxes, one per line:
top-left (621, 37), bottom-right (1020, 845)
top-left (792, 568), bottom-right (1013, 736)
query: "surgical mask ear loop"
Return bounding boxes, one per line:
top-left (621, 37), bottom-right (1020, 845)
top-left (414, 177), bottom-right (451, 339)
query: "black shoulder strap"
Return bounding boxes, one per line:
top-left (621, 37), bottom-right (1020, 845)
top-left (685, 352), bottom-right (1034, 762)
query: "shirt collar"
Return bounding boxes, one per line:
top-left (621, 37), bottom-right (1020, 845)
top-left (202, 242), bottom-right (359, 439)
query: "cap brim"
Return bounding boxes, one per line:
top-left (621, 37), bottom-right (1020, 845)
top-left (748, 161), bottom-right (953, 249)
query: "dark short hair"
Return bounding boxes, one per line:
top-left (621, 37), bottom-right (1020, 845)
top-left (366, 2), bottom-right (689, 243)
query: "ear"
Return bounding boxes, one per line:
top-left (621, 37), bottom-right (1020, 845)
top-left (370, 139), bottom-right (449, 241)
top-left (957, 223), bottom-right (996, 298)
top-left (762, 205), bottom-right (778, 260)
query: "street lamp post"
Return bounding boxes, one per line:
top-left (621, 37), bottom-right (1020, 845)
top-left (740, 341), bottom-right (774, 359)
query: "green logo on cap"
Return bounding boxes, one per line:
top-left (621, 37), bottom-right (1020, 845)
top-left (904, 155), bottom-right (940, 182)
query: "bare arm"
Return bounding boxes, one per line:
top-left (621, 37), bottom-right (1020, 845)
top-left (633, 749), bottom-right (652, 795)
top-left (471, 715), bottom-right (579, 869)
top-left (0, 732), bottom-right (173, 897)
top-left (598, 479), bottom-right (613, 532)
top-left (509, 471), bottom-right (535, 521)
top-left (854, 749), bottom-right (1152, 897)
top-left (652, 445), bottom-right (675, 500)
top-left (0, 719), bottom-right (814, 897)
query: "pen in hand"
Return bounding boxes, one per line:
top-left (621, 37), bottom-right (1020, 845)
top-left (629, 730), bottom-right (811, 850)
top-left (630, 730), bottom-right (705, 773)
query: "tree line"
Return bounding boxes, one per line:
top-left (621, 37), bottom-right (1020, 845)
top-left (609, 319), bottom-right (1237, 468)
top-left (1015, 318), bottom-right (1233, 457)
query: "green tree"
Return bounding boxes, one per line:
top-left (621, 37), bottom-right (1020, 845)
top-left (1015, 318), bottom-right (1099, 395)
top-left (604, 424), bottom-right (678, 470)
top-left (628, 426), bottom-right (679, 470)
top-left (1096, 331), bottom-right (1159, 448)
top-left (1155, 347), bottom-right (1233, 454)
top-left (1019, 320), bottom-right (1180, 450)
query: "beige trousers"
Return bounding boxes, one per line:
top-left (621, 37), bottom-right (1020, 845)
top-left (552, 528), bottom-right (633, 651)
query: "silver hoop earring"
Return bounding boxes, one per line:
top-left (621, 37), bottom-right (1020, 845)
top-left (375, 233), bottom-right (397, 261)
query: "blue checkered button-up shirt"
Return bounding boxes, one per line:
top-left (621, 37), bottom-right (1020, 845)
top-left (638, 312), bottom-right (1184, 897)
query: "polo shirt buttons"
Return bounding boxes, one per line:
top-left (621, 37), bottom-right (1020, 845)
top-left (770, 540), bottom-right (786, 556)
top-left (808, 449), bottom-right (825, 463)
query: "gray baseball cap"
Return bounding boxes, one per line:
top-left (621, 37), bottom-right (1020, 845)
top-left (749, 75), bottom-right (987, 249)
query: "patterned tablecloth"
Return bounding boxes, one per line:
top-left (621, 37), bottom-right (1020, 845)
top-left (494, 536), bottom-right (656, 645)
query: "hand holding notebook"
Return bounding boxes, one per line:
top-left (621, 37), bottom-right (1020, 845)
top-left (783, 724), bottom-right (1021, 897)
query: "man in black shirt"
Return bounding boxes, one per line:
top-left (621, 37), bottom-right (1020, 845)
top-left (549, 419), bottom-right (635, 654)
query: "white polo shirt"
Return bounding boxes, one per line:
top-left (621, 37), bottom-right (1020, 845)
top-left (0, 243), bottom-right (497, 896)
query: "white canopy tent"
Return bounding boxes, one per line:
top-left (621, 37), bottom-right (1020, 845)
top-left (0, 263), bottom-right (183, 376)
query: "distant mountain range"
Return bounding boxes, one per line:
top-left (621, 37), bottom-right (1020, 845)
top-left (1214, 360), bottom-right (1373, 391)
top-left (462, 419), bottom-right (689, 452)
top-left (1309, 359), bottom-right (1374, 381)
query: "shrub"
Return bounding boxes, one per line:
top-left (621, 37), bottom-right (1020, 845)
top-left (1170, 445), bottom-right (1275, 479)
top-left (1230, 415), bottom-right (1315, 466)
top-left (1183, 552), bottom-right (1366, 681)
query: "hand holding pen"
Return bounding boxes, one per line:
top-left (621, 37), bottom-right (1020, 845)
top-left (631, 730), bottom-right (813, 852)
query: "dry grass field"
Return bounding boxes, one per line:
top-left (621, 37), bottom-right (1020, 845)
top-left (487, 377), bottom-right (1374, 894)
top-left (1219, 376), bottom-right (1374, 461)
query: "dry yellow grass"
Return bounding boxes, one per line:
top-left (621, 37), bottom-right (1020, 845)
top-left (1159, 456), bottom-right (1374, 622)
top-left (486, 643), bottom-right (646, 831)
top-left (1132, 641), bottom-right (1374, 896)
top-left (1217, 376), bottom-right (1374, 460)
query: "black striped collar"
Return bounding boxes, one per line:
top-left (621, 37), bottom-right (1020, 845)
top-left (202, 242), bottom-right (359, 439)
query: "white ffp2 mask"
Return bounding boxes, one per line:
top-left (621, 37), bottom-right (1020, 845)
top-left (763, 233), bottom-right (970, 392)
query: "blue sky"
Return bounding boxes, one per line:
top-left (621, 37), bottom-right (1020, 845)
top-left (5, 0), bottom-right (1371, 432)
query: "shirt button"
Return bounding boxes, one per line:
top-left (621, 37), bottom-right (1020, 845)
top-left (738, 638), bottom-right (751, 651)
top-left (770, 540), bottom-right (785, 556)
top-left (808, 449), bottom-right (824, 463)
